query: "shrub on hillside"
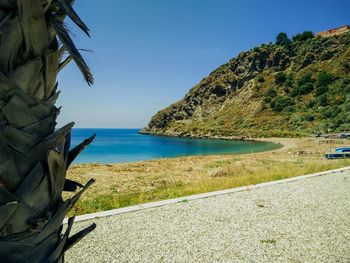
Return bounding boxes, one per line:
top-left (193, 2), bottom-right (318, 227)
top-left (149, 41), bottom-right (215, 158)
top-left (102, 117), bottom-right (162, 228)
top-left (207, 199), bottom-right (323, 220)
top-left (290, 88), bottom-right (298, 97)
top-left (307, 98), bottom-right (317, 108)
top-left (342, 77), bottom-right (350, 85)
top-left (275, 72), bottom-right (287, 84)
top-left (298, 83), bottom-right (314, 95)
top-left (276, 32), bottom-right (291, 46)
top-left (265, 88), bottom-right (277, 97)
top-left (290, 72), bottom-right (314, 96)
top-left (284, 86), bottom-right (291, 93)
top-left (344, 101), bottom-right (350, 112)
top-left (318, 94), bottom-right (329, 107)
top-left (332, 116), bottom-right (345, 129)
top-left (298, 72), bottom-right (313, 86)
top-left (315, 85), bottom-right (329, 96)
top-left (257, 76), bottom-right (265, 83)
top-left (285, 73), bottom-right (294, 87)
top-left (301, 113), bottom-right (316, 122)
top-left (321, 108), bottom-right (332, 118)
top-left (263, 87), bottom-right (278, 103)
top-left (331, 107), bottom-right (342, 118)
top-left (301, 53), bottom-right (315, 68)
top-left (271, 96), bottom-right (294, 112)
top-left (318, 94), bottom-right (328, 106)
top-left (320, 50), bottom-right (334, 61)
top-left (341, 61), bottom-right (350, 72)
top-left (316, 71), bottom-right (333, 87)
top-left (292, 31), bottom-right (314, 42)
top-left (284, 105), bottom-right (295, 112)
top-left (263, 96), bottom-right (272, 103)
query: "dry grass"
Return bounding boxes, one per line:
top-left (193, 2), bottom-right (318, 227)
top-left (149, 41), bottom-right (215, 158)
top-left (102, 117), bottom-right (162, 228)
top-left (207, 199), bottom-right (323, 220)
top-left (66, 138), bottom-right (350, 215)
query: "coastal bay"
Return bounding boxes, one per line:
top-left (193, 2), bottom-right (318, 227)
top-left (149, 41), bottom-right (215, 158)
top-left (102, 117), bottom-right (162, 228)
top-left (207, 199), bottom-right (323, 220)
top-left (67, 137), bottom-right (350, 215)
top-left (70, 128), bottom-right (280, 163)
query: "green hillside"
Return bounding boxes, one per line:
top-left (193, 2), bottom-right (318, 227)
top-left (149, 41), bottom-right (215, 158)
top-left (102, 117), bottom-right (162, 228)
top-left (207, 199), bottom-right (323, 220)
top-left (142, 31), bottom-right (350, 138)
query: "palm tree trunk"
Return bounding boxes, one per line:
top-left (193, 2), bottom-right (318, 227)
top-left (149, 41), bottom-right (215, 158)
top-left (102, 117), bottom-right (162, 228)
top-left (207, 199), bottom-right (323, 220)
top-left (0, 0), bottom-right (95, 262)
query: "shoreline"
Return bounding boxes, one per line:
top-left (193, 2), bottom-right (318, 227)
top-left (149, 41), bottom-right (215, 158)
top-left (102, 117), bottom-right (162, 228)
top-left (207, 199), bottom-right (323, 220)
top-left (67, 137), bottom-right (350, 215)
top-left (139, 129), bottom-right (282, 143)
top-left (74, 132), bottom-right (284, 165)
top-left (138, 131), bottom-right (300, 156)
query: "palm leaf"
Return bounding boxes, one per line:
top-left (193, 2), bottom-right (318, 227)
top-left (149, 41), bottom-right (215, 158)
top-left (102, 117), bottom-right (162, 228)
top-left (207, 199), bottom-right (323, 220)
top-left (57, 0), bottom-right (90, 37)
top-left (17, 0), bottom-right (48, 57)
top-left (51, 16), bottom-right (94, 85)
top-left (0, 0), bottom-right (96, 261)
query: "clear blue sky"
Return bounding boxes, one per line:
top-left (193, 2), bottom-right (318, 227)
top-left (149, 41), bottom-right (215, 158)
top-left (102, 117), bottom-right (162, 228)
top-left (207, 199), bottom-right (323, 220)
top-left (57, 0), bottom-right (349, 128)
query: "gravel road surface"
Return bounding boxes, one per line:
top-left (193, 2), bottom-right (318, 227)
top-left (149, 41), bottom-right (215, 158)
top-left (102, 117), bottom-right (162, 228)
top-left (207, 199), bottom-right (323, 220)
top-left (66, 170), bottom-right (350, 263)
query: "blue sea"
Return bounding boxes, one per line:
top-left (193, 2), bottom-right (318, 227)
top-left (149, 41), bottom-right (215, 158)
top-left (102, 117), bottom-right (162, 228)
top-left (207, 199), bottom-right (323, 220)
top-left (70, 129), bottom-right (280, 164)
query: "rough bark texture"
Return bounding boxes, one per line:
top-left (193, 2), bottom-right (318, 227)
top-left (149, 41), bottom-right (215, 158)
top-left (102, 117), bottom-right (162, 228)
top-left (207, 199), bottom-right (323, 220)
top-left (0, 0), bottom-right (95, 262)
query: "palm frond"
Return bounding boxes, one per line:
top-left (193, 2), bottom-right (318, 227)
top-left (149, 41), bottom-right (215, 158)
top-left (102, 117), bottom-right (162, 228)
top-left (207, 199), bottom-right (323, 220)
top-left (51, 16), bottom-right (93, 85)
top-left (0, 0), bottom-right (96, 260)
top-left (17, 0), bottom-right (48, 57)
top-left (57, 0), bottom-right (90, 37)
top-left (63, 179), bottom-right (83, 192)
top-left (58, 55), bottom-right (73, 71)
top-left (64, 222), bottom-right (96, 251)
top-left (67, 133), bottom-right (96, 167)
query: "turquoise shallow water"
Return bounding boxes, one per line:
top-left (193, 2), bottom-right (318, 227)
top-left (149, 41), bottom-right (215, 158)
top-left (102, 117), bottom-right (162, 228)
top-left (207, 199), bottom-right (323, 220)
top-left (71, 129), bottom-right (280, 164)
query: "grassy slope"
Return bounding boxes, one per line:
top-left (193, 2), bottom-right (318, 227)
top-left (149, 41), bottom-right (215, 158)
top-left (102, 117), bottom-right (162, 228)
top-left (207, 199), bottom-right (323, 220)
top-left (146, 33), bottom-right (350, 137)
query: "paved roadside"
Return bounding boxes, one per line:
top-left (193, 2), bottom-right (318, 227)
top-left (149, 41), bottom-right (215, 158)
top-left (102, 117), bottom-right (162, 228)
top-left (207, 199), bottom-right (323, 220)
top-left (66, 170), bottom-right (350, 263)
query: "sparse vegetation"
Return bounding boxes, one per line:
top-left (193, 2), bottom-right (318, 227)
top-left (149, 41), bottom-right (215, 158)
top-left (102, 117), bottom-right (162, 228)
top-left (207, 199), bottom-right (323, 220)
top-left (276, 32), bottom-right (291, 46)
top-left (67, 139), bottom-right (350, 215)
top-left (144, 32), bottom-right (350, 137)
top-left (275, 72), bottom-right (288, 84)
top-left (260, 239), bottom-right (277, 245)
top-left (315, 71), bottom-right (333, 96)
top-left (263, 87), bottom-right (278, 103)
top-left (271, 96), bottom-right (294, 112)
top-left (292, 31), bottom-right (314, 42)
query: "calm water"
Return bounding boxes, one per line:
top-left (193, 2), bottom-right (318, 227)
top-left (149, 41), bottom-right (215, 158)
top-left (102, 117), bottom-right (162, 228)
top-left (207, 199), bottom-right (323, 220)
top-left (70, 129), bottom-right (280, 164)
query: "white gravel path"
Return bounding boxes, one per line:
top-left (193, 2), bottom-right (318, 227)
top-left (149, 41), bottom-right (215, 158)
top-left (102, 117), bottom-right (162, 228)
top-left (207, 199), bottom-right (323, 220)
top-left (65, 170), bottom-right (350, 263)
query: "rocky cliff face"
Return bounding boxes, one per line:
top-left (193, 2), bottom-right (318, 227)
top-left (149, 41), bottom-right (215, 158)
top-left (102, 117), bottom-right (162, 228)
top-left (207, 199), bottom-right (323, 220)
top-left (142, 32), bottom-right (350, 138)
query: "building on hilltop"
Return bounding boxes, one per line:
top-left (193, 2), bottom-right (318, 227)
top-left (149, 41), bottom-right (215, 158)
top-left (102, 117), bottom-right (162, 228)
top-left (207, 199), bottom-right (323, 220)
top-left (316, 25), bottom-right (350, 37)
